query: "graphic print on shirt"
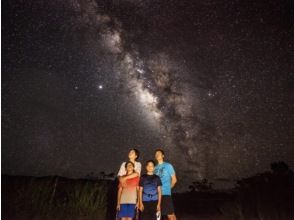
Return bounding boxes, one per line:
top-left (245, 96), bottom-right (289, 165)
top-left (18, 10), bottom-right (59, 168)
top-left (140, 175), bottom-right (162, 202)
top-left (154, 162), bottom-right (175, 196)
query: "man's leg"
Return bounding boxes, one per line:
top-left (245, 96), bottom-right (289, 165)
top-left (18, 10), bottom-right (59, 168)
top-left (167, 214), bottom-right (177, 220)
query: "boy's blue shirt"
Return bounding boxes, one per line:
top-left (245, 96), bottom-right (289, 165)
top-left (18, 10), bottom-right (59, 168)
top-left (154, 162), bottom-right (175, 195)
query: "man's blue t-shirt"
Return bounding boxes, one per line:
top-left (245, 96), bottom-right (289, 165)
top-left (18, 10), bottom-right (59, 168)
top-left (154, 162), bottom-right (175, 195)
top-left (139, 174), bottom-right (162, 202)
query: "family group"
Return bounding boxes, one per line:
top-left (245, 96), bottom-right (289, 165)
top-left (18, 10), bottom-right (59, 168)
top-left (116, 149), bottom-right (177, 220)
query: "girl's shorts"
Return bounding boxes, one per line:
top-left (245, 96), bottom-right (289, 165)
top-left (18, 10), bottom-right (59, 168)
top-left (118, 204), bottom-right (136, 218)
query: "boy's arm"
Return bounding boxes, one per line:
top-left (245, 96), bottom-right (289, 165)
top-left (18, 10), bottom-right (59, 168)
top-left (171, 174), bottom-right (177, 188)
top-left (169, 164), bottom-right (177, 188)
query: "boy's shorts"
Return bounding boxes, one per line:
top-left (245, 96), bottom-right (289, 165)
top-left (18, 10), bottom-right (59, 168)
top-left (161, 195), bottom-right (175, 216)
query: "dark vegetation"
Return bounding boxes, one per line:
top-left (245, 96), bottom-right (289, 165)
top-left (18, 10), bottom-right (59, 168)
top-left (2, 162), bottom-right (294, 220)
top-left (2, 175), bottom-right (109, 220)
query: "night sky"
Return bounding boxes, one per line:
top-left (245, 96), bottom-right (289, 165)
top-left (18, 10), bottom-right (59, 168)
top-left (2, 0), bottom-right (294, 190)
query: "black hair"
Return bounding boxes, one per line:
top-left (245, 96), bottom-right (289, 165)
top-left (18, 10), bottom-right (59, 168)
top-left (145, 160), bottom-right (156, 166)
top-left (155, 148), bottom-right (165, 155)
top-left (125, 161), bottom-right (135, 169)
top-left (130, 148), bottom-right (140, 160)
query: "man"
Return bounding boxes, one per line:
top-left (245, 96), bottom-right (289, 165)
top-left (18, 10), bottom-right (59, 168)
top-left (154, 149), bottom-right (177, 220)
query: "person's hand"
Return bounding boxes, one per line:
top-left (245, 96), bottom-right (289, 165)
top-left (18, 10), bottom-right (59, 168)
top-left (116, 204), bottom-right (120, 211)
top-left (139, 202), bottom-right (144, 211)
top-left (156, 204), bottom-right (160, 212)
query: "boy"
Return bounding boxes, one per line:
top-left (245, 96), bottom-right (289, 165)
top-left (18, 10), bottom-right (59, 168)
top-left (154, 149), bottom-right (177, 220)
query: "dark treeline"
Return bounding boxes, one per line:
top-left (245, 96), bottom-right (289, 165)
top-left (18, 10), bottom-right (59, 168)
top-left (2, 161), bottom-right (294, 220)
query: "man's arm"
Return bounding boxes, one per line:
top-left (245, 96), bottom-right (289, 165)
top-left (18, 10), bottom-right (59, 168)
top-left (171, 174), bottom-right (177, 188)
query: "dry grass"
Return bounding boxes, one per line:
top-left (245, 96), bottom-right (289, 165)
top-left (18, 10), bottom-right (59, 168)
top-left (3, 168), bottom-right (294, 220)
top-left (2, 175), bottom-right (108, 220)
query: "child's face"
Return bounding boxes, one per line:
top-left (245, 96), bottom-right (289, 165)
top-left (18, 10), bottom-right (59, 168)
top-left (128, 150), bottom-right (137, 160)
top-left (126, 163), bottom-right (134, 172)
top-left (155, 151), bottom-right (164, 161)
top-left (146, 162), bottom-right (154, 173)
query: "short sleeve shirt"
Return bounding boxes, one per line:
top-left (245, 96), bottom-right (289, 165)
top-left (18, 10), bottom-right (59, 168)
top-left (139, 174), bottom-right (162, 202)
top-left (117, 161), bottom-right (142, 176)
top-left (154, 162), bottom-right (175, 195)
top-left (119, 176), bottom-right (139, 204)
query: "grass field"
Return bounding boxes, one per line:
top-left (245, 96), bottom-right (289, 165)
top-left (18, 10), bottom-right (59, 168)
top-left (2, 166), bottom-right (294, 220)
top-left (2, 175), bottom-right (108, 220)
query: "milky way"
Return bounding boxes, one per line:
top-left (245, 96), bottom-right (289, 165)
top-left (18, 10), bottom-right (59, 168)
top-left (74, 2), bottom-right (212, 180)
top-left (3, 0), bottom-right (294, 190)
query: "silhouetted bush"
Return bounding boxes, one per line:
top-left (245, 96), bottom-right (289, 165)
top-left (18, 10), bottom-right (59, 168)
top-left (189, 178), bottom-right (214, 192)
top-left (219, 161), bottom-right (294, 220)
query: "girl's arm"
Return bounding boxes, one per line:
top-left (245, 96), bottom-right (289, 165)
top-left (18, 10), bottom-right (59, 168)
top-left (117, 187), bottom-right (122, 210)
top-left (136, 186), bottom-right (140, 209)
top-left (157, 186), bottom-right (162, 211)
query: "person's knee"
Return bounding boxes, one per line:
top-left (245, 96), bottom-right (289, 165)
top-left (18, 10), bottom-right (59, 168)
top-left (167, 214), bottom-right (177, 220)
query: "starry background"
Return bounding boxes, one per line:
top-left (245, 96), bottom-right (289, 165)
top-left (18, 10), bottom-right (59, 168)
top-left (2, 0), bottom-right (294, 190)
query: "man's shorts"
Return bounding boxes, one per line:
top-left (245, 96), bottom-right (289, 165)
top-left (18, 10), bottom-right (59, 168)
top-left (118, 204), bottom-right (136, 218)
top-left (161, 195), bottom-right (175, 216)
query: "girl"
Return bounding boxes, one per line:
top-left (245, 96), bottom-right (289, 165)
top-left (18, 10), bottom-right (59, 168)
top-left (117, 161), bottom-right (140, 220)
top-left (139, 160), bottom-right (162, 220)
